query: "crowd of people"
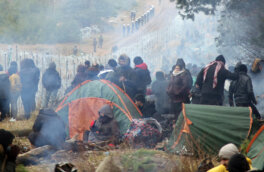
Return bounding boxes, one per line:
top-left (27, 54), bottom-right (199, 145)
top-left (0, 53), bottom-right (262, 172)
top-left (0, 53), bottom-right (262, 121)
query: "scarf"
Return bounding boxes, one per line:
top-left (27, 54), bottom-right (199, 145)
top-left (203, 61), bottom-right (224, 88)
top-left (135, 63), bottom-right (148, 70)
top-left (172, 69), bottom-right (185, 76)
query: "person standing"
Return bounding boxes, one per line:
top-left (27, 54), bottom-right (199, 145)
top-left (8, 62), bottom-right (21, 119)
top-left (167, 59), bottom-right (193, 120)
top-left (196, 55), bottom-right (237, 106)
top-left (20, 59), bottom-right (40, 119)
top-left (42, 62), bottom-right (61, 108)
top-left (98, 35), bottom-right (103, 48)
top-left (229, 64), bottom-right (262, 119)
top-left (151, 71), bottom-right (170, 114)
top-left (133, 56), bottom-right (152, 95)
top-left (0, 65), bottom-right (10, 121)
top-left (93, 38), bottom-right (97, 52)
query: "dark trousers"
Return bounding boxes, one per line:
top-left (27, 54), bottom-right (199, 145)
top-left (236, 102), bottom-right (261, 119)
top-left (21, 91), bottom-right (36, 119)
top-left (0, 98), bottom-right (9, 120)
top-left (170, 102), bottom-right (182, 121)
top-left (200, 94), bottom-right (223, 106)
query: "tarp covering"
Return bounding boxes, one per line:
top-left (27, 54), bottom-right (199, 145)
top-left (246, 125), bottom-right (264, 170)
top-left (167, 104), bottom-right (253, 154)
top-left (56, 80), bottom-right (142, 140)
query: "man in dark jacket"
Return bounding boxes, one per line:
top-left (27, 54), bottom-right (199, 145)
top-left (133, 56), bottom-right (152, 95)
top-left (151, 71), bottom-right (170, 114)
top-left (106, 54), bottom-right (137, 99)
top-left (42, 62), bottom-right (61, 108)
top-left (196, 55), bottom-right (237, 106)
top-left (20, 59), bottom-right (40, 119)
top-left (88, 105), bottom-right (120, 144)
top-left (229, 64), bottom-right (261, 119)
top-left (134, 94), bottom-right (157, 118)
top-left (0, 65), bottom-right (10, 121)
top-left (28, 109), bottom-right (66, 148)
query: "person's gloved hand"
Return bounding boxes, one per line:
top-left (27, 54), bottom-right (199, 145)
top-left (7, 145), bottom-right (20, 162)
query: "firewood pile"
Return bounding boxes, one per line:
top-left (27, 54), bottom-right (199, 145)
top-left (17, 140), bottom-right (115, 166)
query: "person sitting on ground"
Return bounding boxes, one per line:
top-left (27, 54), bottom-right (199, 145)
top-left (0, 64), bottom-right (11, 121)
top-left (28, 109), bottom-right (66, 149)
top-left (227, 154), bottom-right (250, 172)
top-left (134, 94), bottom-right (157, 118)
top-left (151, 71), bottom-right (170, 114)
top-left (133, 56), bottom-right (152, 95)
top-left (229, 64), bottom-right (262, 119)
top-left (207, 143), bottom-right (252, 172)
top-left (0, 129), bottom-right (20, 172)
top-left (196, 55), bottom-right (237, 106)
top-left (88, 105), bottom-right (120, 145)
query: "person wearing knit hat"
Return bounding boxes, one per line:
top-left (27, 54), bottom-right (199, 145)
top-left (208, 143), bottom-right (239, 172)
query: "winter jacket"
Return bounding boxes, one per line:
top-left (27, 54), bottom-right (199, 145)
top-left (71, 72), bottom-right (87, 88)
top-left (151, 79), bottom-right (170, 114)
top-left (196, 63), bottom-right (237, 99)
top-left (207, 157), bottom-right (252, 172)
top-left (9, 73), bottom-right (21, 94)
top-left (167, 70), bottom-right (192, 103)
top-left (28, 109), bottom-right (66, 148)
top-left (106, 66), bottom-right (137, 99)
top-left (134, 63), bottom-right (152, 94)
top-left (20, 67), bottom-right (40, 93)
top-left (229, 72), bottom-right (256, 106)
top-left (0, 72), bottom-right (10, 100)
top-left (88, 105), bottom-right (120, 144)
top-left (42, 68), bottom-right (61, 91)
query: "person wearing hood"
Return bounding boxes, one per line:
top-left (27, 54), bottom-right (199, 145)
top-left (207, 143), bottom-right (252, 172)
top-left (0, 65), bottom-right (11, 121)
top-left (167, 59), bottom-right (193, 120)
top-left (88, 105), bottom-right (120, 144)
top-left (133, 56), bottom-right (152, 95)
top-left (28, 109), bottom-right (66, 148)
top-left (20, 59), bottom-right (40, 119)
top-left (42, 62), bottom-right (61, 108)
top-left (98, 59), bottom-right (117, 79)
top-left (151, 71), bottom-right (170, 114)
top-left (229, 64), bottom-right (261, 119)
top-left (0, 129), bottom-right (20, 172)
top-left (106, 54), bottom-right (137, 99)
top-left (196, 55), bottom-right (237, 106)
top-left (8, 62), bottom-right (21, 120)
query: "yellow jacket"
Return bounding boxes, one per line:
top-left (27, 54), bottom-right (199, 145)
top-left (207, 157), bottom-right (252, 172)
top-left (9, 73), bottom-right (22, 93)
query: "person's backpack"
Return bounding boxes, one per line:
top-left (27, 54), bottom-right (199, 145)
top-left (9, 73), bottom-right (22, 93)
top-left (123, 118), bottom-right (162, 148)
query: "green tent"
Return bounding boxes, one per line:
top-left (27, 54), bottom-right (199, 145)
top-left (167, 104), bottom-right (253, 154)
top-left (56, 80), bottom-right (142, 140)
top-left (246, 125), bottom-right (264, 170)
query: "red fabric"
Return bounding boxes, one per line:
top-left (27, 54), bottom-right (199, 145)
top-left (108, 143), bottom-right (115, 147)
top-left (203, 61), bottom-right (224, 88)
top-left (90, 121), bottom-right (95, 127)
top-left (135, 63), bottom-right (148, 70)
